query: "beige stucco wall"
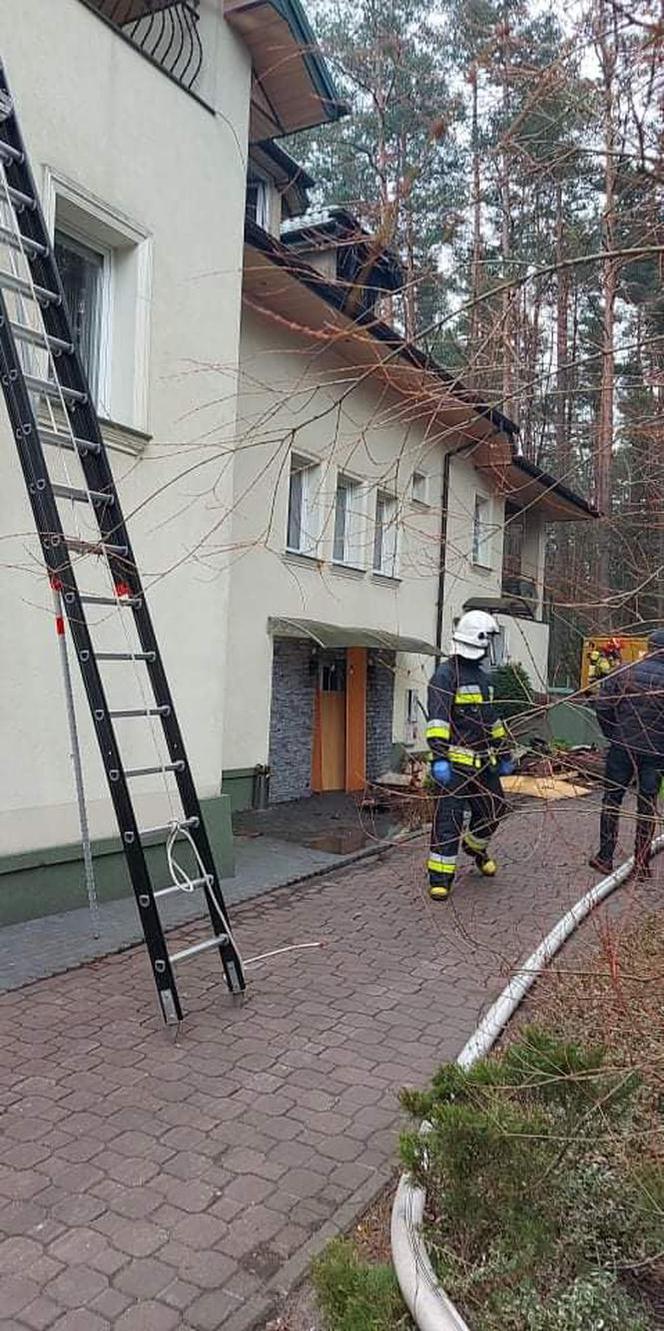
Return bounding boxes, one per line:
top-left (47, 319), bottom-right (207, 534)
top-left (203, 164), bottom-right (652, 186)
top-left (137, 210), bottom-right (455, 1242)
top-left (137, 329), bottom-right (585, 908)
top-left (0, 0), bottom-right (251, 854)
top-left (225, 308), bottom-right (547, 768)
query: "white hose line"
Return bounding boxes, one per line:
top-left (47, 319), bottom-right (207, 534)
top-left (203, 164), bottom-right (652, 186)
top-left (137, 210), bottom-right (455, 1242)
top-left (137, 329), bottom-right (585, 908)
top-left (391, 834), bottom-right (664, 1331)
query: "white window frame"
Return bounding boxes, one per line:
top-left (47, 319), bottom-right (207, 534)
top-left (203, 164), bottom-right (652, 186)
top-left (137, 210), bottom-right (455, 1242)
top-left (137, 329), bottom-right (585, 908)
top-left (373, 489), bottom-right (399, 577)
top-left (42, 166), bottom-right (153, 439)
top-left (411, 470), bottom-right (430, 506)
top-left (285, 452), bottom-right (319, 556)
top-left (246, 171), bottom-right (271, 232)
top-left (333, 473), bottom-right (365, 568)
top-left (472, 493), bottom-right (493, 568)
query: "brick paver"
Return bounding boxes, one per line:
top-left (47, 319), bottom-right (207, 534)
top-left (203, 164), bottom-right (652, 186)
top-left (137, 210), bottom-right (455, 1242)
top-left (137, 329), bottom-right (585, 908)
top-left (1, 799), bottom-right (660, 1330)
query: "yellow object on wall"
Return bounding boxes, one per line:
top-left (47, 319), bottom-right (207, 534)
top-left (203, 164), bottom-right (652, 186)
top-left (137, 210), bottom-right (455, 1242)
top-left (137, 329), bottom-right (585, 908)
top-left (580, 636), bottom-right (648, 690)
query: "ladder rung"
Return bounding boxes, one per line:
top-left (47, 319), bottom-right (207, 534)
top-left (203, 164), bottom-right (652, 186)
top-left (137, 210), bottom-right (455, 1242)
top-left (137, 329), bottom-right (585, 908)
top-left (0, 223), bottom-right (47, 258)
top-left (125, 762), bottom-right (185, 779)
top-left (0, 268), bottom-right (60, 306)
top-left (170, 935), bottom-right (229, 964)
top-left (79, 593), bottom-right (141, 608)
top-left (64, 536), bottom-right (127, 557)
top-left (154, 876), bottom-right (212, 900)
top-left (26, 374), bottom-right (86, 405)
top-left (53, 482), bottom-right (114, 507)
top-left (0, 140), bottom-right (22, 165)
top-left (109, 706), bottom-right (170, 719)
top-left (95, 651), bottom-right (156, 662)
top-left (3, 183), bottom-right (35, 212)
top-left (139, 817), bottom-right (199, 839)
top-left (39, 426), bottom-right (100, 455)
top-left (10, 321), bottom-right (72, 354)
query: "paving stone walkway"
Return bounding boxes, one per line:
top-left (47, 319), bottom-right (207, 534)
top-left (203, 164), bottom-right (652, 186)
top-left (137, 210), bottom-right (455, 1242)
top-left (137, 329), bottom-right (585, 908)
top-left (0, 798), bottom-right (660, 1331)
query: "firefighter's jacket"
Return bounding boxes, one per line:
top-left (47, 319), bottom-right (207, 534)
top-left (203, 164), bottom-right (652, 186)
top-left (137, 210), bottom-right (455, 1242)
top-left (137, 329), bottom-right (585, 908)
top-left (426, 657), bottom-right (511, 771)
top-left (588, 649), bottom-right (614, 683)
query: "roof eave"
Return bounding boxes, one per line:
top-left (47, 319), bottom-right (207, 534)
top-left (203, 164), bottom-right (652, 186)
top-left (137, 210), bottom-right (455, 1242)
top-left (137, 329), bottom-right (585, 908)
top-left (243, 219), bottom-right (518, 441)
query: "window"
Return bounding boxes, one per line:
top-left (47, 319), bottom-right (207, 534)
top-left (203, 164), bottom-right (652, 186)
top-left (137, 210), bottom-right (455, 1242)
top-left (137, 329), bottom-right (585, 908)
top-left (373, 490), bottom-right (398, 577)
top-left (333, 474), bottom-right (364, 566)
top-left (472, 494), bottom-right (492, 567)
top-left (412, 471), bottom-right (429, 506)
top-left (405, 688), bottom-right (420, 742)
top-left (54, 231), bottom-right (105, 404)
top-left (286, 454), bottom-right (318, 555)
top-left (44, 168), bottom-right (153, 435)
top-left (502, 502), bottom-right (525, 581)
top-left (246, 174), bottom-right (270, 231)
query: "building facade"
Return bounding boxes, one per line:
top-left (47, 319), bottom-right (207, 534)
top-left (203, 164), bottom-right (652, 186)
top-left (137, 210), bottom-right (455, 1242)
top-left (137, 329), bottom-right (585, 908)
top-left (0, 0), bottom-right (595, 922)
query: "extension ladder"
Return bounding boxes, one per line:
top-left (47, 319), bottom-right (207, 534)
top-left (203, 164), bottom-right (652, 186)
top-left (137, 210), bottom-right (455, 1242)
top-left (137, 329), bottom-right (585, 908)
top-left (0, 62), bottom-right (245, 1023)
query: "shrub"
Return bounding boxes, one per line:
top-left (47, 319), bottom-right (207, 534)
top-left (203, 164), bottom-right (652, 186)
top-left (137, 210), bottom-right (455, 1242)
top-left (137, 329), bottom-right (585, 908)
top-left (492, 662), bottom-right (535, 717)
top-left (399, 1028), bottom-right (659, 1330)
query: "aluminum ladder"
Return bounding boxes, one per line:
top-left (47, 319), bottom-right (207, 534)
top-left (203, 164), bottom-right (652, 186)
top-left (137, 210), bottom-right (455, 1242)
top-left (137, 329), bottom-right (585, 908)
top-left (0, 62), bottom-right (245, 1023)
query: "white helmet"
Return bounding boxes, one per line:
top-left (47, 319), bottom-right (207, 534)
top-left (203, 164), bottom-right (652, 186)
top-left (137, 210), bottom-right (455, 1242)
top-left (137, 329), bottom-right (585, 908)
top-left (451, 610), bottom-right (500, 661)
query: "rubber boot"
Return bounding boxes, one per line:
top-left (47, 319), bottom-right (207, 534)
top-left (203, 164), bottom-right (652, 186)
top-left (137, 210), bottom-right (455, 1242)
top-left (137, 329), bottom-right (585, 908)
top-left (429, 875), bottom-right (455, 902)
top-left (462, 838), bottom-right (497, 877)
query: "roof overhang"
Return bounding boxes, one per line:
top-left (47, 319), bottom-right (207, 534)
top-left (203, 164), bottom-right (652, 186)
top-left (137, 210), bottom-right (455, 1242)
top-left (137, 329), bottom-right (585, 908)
top-left (485, 457), bottom-right (599, 522)
top-left (225, 0), bottom-right (346, 140)
top-left (243, 223), bottom-right (516, 460)
top-left (269, 617), bottom-right (437, 656)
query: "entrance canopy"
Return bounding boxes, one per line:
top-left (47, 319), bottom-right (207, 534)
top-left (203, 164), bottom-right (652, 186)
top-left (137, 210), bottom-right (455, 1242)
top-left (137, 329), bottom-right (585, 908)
top-left (268, 616), bottom-right (437, 656)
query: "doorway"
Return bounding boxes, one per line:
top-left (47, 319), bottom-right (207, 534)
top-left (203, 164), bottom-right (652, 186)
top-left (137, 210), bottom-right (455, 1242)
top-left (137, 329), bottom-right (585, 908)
top-left (312, 648), bottom-right (367, 793)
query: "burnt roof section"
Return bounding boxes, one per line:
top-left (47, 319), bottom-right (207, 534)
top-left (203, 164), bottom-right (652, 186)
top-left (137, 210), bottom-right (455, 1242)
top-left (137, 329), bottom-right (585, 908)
top-left (245, 215), bottom-right (518, 437)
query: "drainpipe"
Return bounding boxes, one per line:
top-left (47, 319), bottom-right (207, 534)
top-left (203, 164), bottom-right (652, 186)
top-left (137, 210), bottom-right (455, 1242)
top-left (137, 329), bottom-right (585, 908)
top-left (435, 438), bottom-right (481, 663)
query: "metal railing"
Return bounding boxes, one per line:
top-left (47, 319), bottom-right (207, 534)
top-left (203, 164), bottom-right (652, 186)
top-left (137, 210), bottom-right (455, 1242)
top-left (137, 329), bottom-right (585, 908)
top-left (83, 1), bottom-right (203, 92)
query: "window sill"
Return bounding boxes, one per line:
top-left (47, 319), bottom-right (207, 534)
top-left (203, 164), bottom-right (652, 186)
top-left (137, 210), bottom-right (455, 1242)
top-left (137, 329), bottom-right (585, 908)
top-left (38, 410), bottom-right (150, 458)
top-left (330, 561), bottom-right (366, 579)
top-left (99, 416), bottom-right (151, 457)
top-left (411, 499), bottom-right (432, 512)
top-left (372, 571), bottom-right (402, 586)
top-left (471, 561), bottom-right (493, 574)
top-left (282, 548), bottom-right (321, 568)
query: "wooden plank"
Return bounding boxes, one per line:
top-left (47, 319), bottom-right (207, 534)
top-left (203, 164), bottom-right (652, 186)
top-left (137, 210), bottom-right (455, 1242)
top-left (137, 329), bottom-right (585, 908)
top-left (345, 647), bottom-right (367, 792)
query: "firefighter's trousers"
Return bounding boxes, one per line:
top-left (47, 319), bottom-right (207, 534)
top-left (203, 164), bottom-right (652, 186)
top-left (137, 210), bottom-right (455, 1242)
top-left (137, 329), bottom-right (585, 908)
top-left (428, 767), bottom-right (506, 887)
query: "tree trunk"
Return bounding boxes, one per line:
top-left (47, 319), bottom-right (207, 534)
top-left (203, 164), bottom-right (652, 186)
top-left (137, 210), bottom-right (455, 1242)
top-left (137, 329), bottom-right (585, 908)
top-left (594, 4), bottom-right (619, 611)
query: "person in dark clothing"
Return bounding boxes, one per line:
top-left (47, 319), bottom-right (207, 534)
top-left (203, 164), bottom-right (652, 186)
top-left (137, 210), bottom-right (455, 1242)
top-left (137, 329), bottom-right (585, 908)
top-left (590, 628), bottom-right (664, 877)
top-left (426, 611), bottom-right (514, 900)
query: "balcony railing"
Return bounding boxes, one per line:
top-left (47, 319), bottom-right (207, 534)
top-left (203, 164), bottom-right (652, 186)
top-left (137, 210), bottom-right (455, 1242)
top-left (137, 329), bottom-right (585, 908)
top-left (83, 1), bottom-right (203, 92)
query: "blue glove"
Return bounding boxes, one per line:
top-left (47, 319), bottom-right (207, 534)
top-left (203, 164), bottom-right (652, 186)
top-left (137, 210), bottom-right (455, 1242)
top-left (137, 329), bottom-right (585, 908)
top-left (497, 758), bottom-right (516, 777)
top-left (431, 759), bottom-right (453, 787)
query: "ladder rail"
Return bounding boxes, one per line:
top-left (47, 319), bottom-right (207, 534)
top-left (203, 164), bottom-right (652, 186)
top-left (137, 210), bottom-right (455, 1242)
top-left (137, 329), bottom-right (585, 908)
top-left (0, 61), bottom-right (246, 1014)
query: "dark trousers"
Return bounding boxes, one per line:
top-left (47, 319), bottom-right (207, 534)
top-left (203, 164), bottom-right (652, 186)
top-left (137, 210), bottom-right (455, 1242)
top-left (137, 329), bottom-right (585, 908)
top-left (429, 768), bottom-right (506, 885)
top-left (599, 744), bottom-right (660, 868)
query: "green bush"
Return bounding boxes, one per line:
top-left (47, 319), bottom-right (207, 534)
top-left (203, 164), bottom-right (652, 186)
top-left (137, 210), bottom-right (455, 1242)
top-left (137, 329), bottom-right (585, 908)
top-left (312, 1239), bottom-right (410, 1331)
top-left (492, 663), bottom-right (535, 717)
top-left (399, 1027), bottom-right (660, 1330)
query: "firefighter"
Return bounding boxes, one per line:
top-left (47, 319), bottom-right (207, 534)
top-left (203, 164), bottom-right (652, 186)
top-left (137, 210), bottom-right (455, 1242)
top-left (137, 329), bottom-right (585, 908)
top-left (426, 611), bottom-right (515, 900)
top-left (587, 641), bottom-right (612, 685)
top-left (589, 628), bottom-right (664, 878)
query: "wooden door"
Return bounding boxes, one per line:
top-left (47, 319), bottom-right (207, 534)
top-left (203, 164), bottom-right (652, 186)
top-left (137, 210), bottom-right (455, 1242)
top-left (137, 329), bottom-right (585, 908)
top-left (312, 658), bottom-right (347, 792)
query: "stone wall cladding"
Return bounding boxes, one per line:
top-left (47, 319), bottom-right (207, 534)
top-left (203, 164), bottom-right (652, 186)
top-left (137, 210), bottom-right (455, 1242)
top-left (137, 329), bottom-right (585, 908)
top-left (268, 638), bottom-right (316, 803)
top-left (366, 650), bottom-right (395, 779)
